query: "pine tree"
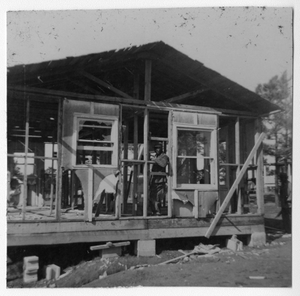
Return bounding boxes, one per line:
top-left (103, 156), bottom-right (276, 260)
top-left (256, 71), bottom-right (292, 205)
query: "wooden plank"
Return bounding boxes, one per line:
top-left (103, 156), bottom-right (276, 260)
top-left (205, 132), bottom-right (266, 238)
top-left (80, 70), bottom-right (133, 99)
top-left (7, 220), bottom-right (263, 247)
top-left (7, 219), bottom-right (148, 234)
top-left (90, 241), bottom-right (130, 251)
top-left (163, 88), bottom-right (208, 103)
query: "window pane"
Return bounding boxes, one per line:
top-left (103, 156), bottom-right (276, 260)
top-left (177, 158), bottom-right (212, 185)
top-left (178, 130), bottom-right (211, 157)
top-left (79, 120), bottom-right (112, 141)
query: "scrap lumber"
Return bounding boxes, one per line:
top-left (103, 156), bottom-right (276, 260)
top-left (90, 241), bottom-right (130, 251)
top-left (158, 250), bottom-right (198, 265)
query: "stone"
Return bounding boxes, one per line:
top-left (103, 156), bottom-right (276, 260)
top-left (249, 232), bottom-right (266, 247)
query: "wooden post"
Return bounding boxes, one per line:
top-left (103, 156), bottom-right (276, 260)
top-left (49, 137), bottom-right (55, 216)
top-left (85, 167), bottom-right (93, 222)
top-left (255, 120), bottom-right (264, 215)
top-left (55, 98), bottom-right (63, 220)
top-left (194, 190), bottom-right (199, 219)
top-left (133, 73), bottom-right (139, 215)
top-left (132, 115), bottom-right (139, 215)
top-left (122, 121), bottom-right (129, 213)
top-left (235, 117), bottom-right (242, 214)
top-left (167, 111), bottom-right (173, 217)
top-left (143, 61), bottom-right (151, 217)
top-left (205, 132), bottom-right (266, 238)
top-left (143, 109), bottom-right (149, 217)
top-left (22, 99), bottom-right (30, 220)
top-left (144, 60), bottom-right (152, 102)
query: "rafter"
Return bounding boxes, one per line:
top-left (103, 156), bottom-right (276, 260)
top-left (79, 70), bottom-right (133, 99)
top-left (163, 88), bottom-right (208, 103)
top-left (159, 59), bottom-right (260, 113)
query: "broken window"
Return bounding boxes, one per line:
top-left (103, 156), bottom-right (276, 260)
top-left (176, 128), bottom-right (216, 187)
top-left (76, 117), bottom-right (118, 166)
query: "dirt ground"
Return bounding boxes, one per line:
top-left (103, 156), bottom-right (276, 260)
top-left (6, 199), bottom-right (294, 289)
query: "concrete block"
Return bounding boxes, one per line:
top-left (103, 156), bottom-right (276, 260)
top-left (23, 256), bottom-right (39, 283)
top-left (137, 239), bottom-right (156, 257)
top-left (249, 231), bottom-right (266, 247)
top-left (226, 235), bottom-right (243, 252)
top-left (46, 264), bottom-right (61, 280)
top-left (23, 272), bottom-right (38, 284)
top-left (23, 256), bottom-right (39, 271)
top-left (101, 247), bottom-right (122, 259)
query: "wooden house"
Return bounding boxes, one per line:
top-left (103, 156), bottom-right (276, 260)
top-left (7, 42), bottom-right (280, 253)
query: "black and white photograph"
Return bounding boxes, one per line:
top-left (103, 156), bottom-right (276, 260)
top-left (3, 0), bottom-right (298, 293)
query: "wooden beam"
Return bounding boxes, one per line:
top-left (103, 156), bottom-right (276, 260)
top-left (8, 86), bottom-right (142, 106)
top-left (79, 70), bottom-right (133, 99)
top-left (67, 78), bottom-right (103, 95)
top-left (144, 60), bottom-right (152, 101)
top-left (163, 88), bottom-right (208, 103)
top-left (205, 132), bottom-right (266, 238)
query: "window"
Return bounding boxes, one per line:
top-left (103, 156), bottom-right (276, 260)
top-left (175, 128), bottom-right (217, 188)
top-left (75, 116), bottom-right (118, 166)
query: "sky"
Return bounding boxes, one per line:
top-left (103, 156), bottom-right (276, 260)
top-left (5, 3), bottom-right (294, 92)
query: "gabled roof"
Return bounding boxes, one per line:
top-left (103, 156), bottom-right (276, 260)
top-left (7, 41), bottom-right (280, 115)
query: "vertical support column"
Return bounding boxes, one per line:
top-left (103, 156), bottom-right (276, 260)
top-left (167, 110), bottom-right (173, 217)
top-left (143, 60), bottom-right (151, 217)
top-left (143, 109), bottom-right (149, 217)
top-left (235, 117), bottom-right (242, 214)
top-left (55, 98), bottom-right (63, 220)
top-left (133, 73), bottom-right (140, 215)
top-left (194, 190), bottom-right (199, 219)
top-left (132, 115), bottom-right (139, 215)
top-left (86, 167), bottom-right (94, 221)
top-left (144, 60), bottom-right (152, 102)
top-left (122, 121), bottom-right (129, 213)
top-left (255, 119), bottom-right (264, 215)
top-left (49, 138), bottom-right (55, 215)
top-left (22, 99), bottom-right (30, 220)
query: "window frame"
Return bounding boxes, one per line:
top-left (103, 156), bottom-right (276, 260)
top-left (173, 124), bottom-right (218, 190)
top-left (73, 113), bottom-right (119, 168)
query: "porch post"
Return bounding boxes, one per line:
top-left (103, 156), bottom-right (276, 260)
top-left (255, 119), bottom-right (264, 215)
top-left (144, 60), bottom-right (152, 102)
top-left (143, 109), bottom-right (149, 217)
top-left (143, 60), bottom-right (151, 217)
top-left (235, 117), bottom-right (242, 214)
top-left (55, 98), bottom-right (63, 220)
top-left (22, 99), bottom-right (30, 220)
